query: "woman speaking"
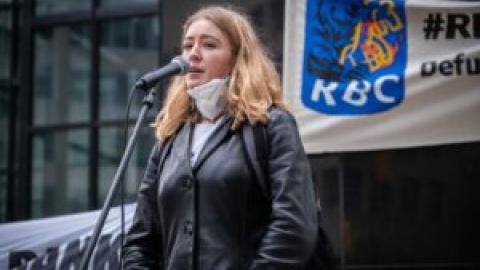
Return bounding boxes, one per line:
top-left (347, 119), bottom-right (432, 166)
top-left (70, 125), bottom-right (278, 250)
top-left (123, 5), bottom-right (318, 270)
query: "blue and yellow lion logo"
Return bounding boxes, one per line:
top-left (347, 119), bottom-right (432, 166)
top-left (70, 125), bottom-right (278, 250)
top-left (302, 0), bottom-right (407, 115)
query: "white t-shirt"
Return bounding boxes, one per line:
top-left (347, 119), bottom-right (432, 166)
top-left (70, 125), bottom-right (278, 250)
top-left (190, 117), bottom-right (225, 165)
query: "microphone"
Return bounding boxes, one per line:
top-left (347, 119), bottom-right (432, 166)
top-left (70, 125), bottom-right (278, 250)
top-left (135, 55), bottom-right (190, 90)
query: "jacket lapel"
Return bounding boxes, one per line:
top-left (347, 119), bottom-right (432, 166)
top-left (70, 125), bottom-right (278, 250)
top-left (169, 122), bottom-right (194, 175)
top-left (192, 117), bottom-right (232, 172)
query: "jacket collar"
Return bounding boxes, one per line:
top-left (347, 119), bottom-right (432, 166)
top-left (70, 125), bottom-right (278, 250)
top-left (191, 116), bottom-right (232, 173)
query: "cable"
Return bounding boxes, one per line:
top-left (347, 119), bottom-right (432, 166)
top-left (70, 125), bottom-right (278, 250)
top-left (119, 85), bottom-right (137, 269)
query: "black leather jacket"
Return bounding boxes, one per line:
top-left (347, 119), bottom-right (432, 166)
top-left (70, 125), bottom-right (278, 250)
top-left (123, 108), bottom-right (318, 270)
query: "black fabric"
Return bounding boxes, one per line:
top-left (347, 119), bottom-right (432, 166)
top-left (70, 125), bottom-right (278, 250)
top-left (122, 137), bottom-right (174, 270)
top-left (241, 122), bottom-right (339, 270)
top-left (123, 108), bottom-right (318, 270)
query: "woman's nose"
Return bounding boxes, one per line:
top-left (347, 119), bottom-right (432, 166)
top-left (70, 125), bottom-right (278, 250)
top-left (187, 43), bottom-right (201, 62)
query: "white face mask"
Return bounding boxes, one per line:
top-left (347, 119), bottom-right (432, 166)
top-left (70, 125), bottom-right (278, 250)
top-left (187, 78), bottom-right (228, 121)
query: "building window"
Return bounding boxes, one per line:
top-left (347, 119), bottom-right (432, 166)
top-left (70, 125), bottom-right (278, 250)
top-left (0, 88), bottom-right (9, 221)
top-left (100, 0), bottom-right (156, 8)
top-left (0, 8), bottom-right (11, 78)
top-left (35, 0), bottom-right (91, 16)
top-left (33, 25), bottom-right (91, 126)
top-left (0, 0), bottom-right (15, 222)
top-left (29, 2), bottom-right (160, 218)
top-left (32, 129), bottom-right (89, 217)
top-left (99, 17), bottom-right (159, 121)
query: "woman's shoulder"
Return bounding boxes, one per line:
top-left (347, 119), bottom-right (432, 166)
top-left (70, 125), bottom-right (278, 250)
top-left (267, 106), bottom-right (297, 127)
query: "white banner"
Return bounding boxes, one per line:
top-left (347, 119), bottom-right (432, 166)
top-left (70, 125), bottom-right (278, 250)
top-left (0, 204), bottom-right (135, 270)
top-left (284, 0), bottom-right (480, 153)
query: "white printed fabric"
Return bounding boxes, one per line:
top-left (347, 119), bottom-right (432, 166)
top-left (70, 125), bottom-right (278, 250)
top-left (284, 0), bottom-right (480, 153)
top-left (0, 204), bottom-right (135, 270)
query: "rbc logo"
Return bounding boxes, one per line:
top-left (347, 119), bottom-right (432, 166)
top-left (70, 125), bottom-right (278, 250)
top-left (302, 0), bottom-right (407, 115)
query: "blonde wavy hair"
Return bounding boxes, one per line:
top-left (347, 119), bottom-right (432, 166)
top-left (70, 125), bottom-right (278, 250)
top-left (153, 5), bottom-right (286, 142)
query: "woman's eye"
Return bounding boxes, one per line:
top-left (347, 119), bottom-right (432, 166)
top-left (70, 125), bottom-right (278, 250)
top-left (204, 42), bottom-right (217, 49)
top-left (182, 44), bottom-right (193, 50)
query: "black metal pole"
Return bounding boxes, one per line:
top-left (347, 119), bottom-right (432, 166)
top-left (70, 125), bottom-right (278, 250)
top-left (79, 87), bottom-right (156, 270)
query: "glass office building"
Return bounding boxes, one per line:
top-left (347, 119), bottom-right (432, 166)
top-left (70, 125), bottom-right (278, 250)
top-left (1, 0), bottom-right (479, 269)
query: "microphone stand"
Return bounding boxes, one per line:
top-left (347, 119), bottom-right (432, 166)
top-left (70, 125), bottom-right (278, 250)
top-left (79, 87), bottom-right (157, 270)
